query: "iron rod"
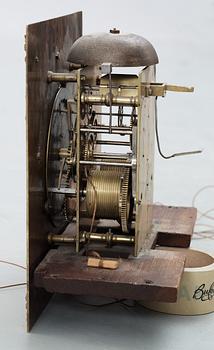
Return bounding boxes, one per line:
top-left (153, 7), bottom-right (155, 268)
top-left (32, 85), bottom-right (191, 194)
top-left (80, 128), bottom-right (132, 135)
top-left (96, 140), bottom-right (130, 146)
top-left (80, 160), bottom-right (132, 167)
top-left (93, 152), bottom-right (130, 160)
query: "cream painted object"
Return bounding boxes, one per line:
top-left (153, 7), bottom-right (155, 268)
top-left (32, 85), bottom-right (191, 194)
top-left (141, 248), bottom-right (214, 315)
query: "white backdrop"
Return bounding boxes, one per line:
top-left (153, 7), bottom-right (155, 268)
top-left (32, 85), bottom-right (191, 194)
top-left (1, 0), bottom-right (214, 260)
top-left (0, 1), bottom-right (213, 348)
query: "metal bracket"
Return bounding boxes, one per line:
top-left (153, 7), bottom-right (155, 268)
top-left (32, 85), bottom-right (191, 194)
top-left (141, 83), bottom-right (194, 97)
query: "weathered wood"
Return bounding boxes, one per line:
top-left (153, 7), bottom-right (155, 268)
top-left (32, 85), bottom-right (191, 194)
top-left (26, 12), bottom-right (82, 332)
top-left (34, 246), bottom-right (185, 302)
top-left (153, 205), bottom-right (197, 247)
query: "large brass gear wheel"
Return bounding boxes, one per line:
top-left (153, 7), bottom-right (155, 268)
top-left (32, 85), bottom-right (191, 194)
top-left (86, 168), bottom-right (131, 233)
top-left (119, 168), bottom-right (130, 233)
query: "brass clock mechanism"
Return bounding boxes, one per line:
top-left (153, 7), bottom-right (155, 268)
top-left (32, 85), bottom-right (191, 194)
top-left (45, 30), bottom-right (199, 256)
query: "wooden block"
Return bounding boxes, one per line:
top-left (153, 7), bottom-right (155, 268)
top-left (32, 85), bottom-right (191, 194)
top-left (34, 247), bottom-right (186, 303)
top-left (87, 257), bottom-right (120, 269)
top-left (153, 205), bottom-right (197, 247)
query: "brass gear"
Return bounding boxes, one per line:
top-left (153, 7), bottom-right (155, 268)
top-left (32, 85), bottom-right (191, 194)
top-left (120, 168), bottom-right (130, 233)
top-left (86, 168), bottom-right (131, 233)
top-left (84, 134), bottom-right (95, 160)
top-left (63, 143), bottom-right (73, 222)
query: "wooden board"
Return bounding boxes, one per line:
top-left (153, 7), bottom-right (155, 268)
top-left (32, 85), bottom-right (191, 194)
top-left (26, 11), bottom-right (82, 331)
top-left (34, 246), bottom-right (185, 303)
top-left (153, 205), bottom-right (197, 247)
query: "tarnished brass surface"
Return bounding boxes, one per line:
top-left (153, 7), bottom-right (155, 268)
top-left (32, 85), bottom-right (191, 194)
top-left (100, 74), bottom-right (138, 98)
top-left (80, 160), bottom-right (132, 167)
top-left (86, 169), bottom-right (122, 219)
top-left (47, 71), bottom-right (78, 83)
top-left (141, 82), bottom-right (194, 97)
top-left (120, 169), bottom-right (130, 233)
top-left (86, 169), bottom-right (130, 232)
top-left (48, 232), bottom-right (135, 245)
top-left (81, 93), bottom-right (139, 106)
top-left (44, 32), bottom-right (197, 258)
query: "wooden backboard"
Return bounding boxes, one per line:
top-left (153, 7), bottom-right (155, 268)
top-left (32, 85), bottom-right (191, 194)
top-left (26, 11), bottom-right (82, 331)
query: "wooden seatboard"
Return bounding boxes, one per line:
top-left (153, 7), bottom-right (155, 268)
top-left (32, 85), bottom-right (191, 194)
top-left (34, 246), bottom-right (185, 303)
top-left (153, 205), bottom-right (197, 247)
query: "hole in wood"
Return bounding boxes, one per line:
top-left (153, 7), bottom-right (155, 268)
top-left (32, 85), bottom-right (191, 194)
top-left (144, 279), bottom-right (154, 284)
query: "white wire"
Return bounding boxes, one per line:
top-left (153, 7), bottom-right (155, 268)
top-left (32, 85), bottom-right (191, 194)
top-left (191, 185), bottom-right (214, 239)
top-left (0, 259), bottom-right (26, 289)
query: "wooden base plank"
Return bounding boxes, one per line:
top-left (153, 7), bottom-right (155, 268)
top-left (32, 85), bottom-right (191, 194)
top-left (153, 205), bottom-right (197, 247)
top-left (34, 247), bottom-right (185, 303)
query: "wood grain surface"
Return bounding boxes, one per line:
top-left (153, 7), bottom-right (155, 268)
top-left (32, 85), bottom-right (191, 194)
top-left (153, 205), bottom-right (197, 247)
top-left (34, 246), bottom-right (185, 303)
top-left (26, 11), bottom-right (82, 331)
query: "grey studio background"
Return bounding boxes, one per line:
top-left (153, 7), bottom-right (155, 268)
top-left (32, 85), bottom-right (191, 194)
top-left (0, 0), bottom-right (214, 349)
